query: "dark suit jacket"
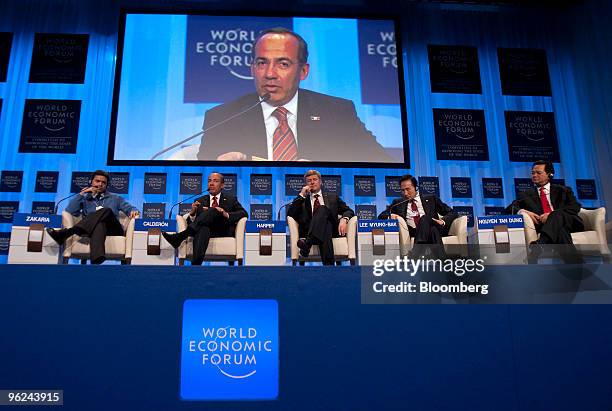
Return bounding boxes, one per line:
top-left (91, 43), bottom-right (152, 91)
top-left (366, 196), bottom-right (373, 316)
top-left (287, 193), bottom-right (355, 238)
top-left (504, 184), bottom-right (582, 227)
top-left (197, 89), bottom-right (393, 162)
top-left (187, 193), bottom-right (247, 236)
top-left (378, 195), bottom-right (458, 236)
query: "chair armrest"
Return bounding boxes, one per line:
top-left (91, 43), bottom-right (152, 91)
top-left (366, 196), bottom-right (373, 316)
top-left (448, 215), bottom-right (468, 245)
top-left (393, 215), bottom-right (412, 256)
top-left (234, 217), bottom-right (247, 259)
top-left (287, 216), bottom-right (300, 260)
top-left (518, 209), bottom-right (538, 244)
top-left (124, 216), bottom-right (136, 259)
top-left (62, 211), bottom-right (77, 258)
top-left (579, 207), bottom-right (609, 254)
top-left (177, 215), bottom-right (188, 259)
top-left (346, 216), bottom-right (358, 259)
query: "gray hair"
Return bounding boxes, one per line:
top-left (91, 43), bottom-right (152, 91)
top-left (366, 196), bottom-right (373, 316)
top-left (303, 169), bottom-right (321, 181)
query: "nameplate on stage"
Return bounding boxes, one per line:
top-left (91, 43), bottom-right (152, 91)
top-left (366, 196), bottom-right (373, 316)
top-left (12, 213), bottom-right (61, 228)
top-left (358, 219), bottom-right (399, 232)
top-left (246, 221), bottom-right (286, 234)
top-left (476, 215), bottom-right (524, 230)
top-left (134, 219), bottom-right (176, 233)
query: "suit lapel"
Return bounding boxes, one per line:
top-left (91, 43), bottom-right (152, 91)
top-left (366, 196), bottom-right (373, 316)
top-left (296, 90), bottom-right (317, 160)
top-left (305, 193), bottom-right (313, 217)
top-left (239, 95), bottom-right (268, 159)
top-left (421, 195), bottom-right (433, 216)
top-left (550, 185), bottom-right (562, 210)
top-left (529, 188), bottom-right (543, 214)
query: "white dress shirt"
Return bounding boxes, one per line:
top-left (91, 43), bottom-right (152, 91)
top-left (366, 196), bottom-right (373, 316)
top-left (261, 91), bottom-right (299, 161)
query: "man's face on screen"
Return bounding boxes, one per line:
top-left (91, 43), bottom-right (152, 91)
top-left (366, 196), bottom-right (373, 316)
top-left (251, 33), bottom-right (310, 107)
top-left (400, 179), bottom-right (417, 200)
top-left (207, 173), bottom-right (224, 196)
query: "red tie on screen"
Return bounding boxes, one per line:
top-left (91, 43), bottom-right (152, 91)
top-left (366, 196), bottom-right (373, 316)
top-left (539, 187), bottom-right (552, 214)
top-left (313, 194), bottom-right (321, 213)
top-left (211, 196), bottom-right (219, 208)
top-left (410, 199), bottom-right (420, 226)
top-left (272, 107), bottom-right (298, 161)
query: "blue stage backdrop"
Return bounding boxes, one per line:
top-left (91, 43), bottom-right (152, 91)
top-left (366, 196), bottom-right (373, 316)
top-left (0, 0), bottom-right (610, 263)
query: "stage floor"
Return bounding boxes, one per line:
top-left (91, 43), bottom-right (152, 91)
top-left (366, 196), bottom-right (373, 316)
top-left (1, 264), bottom-right (611, 410)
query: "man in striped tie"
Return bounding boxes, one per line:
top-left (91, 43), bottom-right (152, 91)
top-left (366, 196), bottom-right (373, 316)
top-left (197, 28), bottom-right (393, 163)
top-left (287, 170), bottom-right (354, 265)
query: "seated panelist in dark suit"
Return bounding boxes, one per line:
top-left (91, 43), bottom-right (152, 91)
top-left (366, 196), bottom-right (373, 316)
top-left (197, 27), bottom-right (393, 163)
top-left (287, 169), bottom-right (354, 265)
top-left (379, 174), bottom-right (457, 248)
top-left (46, 170), bottom-right (140, 264)
top-left (504, 160), bottom-right (583, 245)
top-left (162, 172), bottom-right (248, 265)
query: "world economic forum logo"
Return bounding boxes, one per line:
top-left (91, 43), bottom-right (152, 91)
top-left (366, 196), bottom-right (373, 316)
top-left (180, 299), bottom-right (278, 400)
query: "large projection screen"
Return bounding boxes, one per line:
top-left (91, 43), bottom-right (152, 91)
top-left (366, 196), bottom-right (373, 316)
top-left (108, 12), bottom-right (409, 167)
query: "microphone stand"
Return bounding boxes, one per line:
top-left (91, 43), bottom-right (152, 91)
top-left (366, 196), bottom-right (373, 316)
top-left (384, 198), bottom-right (411, 219)
top-left (168, 190), bottom-right (208, 220)
top-left (150, 93), bottom-right (271, 160)
top-left (53, 192), bottom-right (80, 214)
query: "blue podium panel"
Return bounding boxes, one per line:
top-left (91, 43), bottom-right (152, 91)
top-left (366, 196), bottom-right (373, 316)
top-left (132, 219), bottom-right (177, 265)
top-left (245, 221), bottom-right (287, 266)
top-left (357, 219), bottom-right (400, 265)
top-left (8, 213), bottom-right (62, 264)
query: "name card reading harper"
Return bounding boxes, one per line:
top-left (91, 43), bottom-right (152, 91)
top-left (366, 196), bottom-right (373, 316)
top-left (245, 220), bottom-right (287, 234)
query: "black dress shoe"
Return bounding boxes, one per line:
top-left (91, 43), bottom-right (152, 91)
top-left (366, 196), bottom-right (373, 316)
top-left (297, 239), bottom-right (311, 258)
top-left (46, 228), bottom-right (69, 245)
top-left (162, 231), bottom-right (185, 249)
top-left (91, 256), bottom-right (106, 265)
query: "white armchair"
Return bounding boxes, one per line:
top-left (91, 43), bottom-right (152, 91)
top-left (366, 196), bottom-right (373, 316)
top-left (176, 214), bottom-right (247, 265)
top-left (287, 216), bottom-right (357, 265)
top-left (395, 214), bottom-right (468, 256)
top-left (62, 211), bottom-right (136, 264)
top-left (520, 207), bottom-right (610, 256)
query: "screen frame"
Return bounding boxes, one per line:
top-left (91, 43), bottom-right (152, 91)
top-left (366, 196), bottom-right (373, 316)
top-left (107, 8), bottom-right (410, 169)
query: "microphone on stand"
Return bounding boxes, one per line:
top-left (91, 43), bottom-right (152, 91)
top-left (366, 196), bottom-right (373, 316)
top-left (54, 192), bottom-right (80, 214)
top-left (383, 198), bottom-right (411, 219)
top-left (150, 93), bottom-right (272, 160)
top-left (277, 196), bottom-right (303, 221)
top-left (509, 199), bottom-right (521, 215)
top-left (168, 190), bottom-right (209, 220)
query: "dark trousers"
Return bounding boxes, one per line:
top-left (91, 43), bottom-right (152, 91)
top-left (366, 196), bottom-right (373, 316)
top-left (74, 208), bottom-right (125, 262)
top-left (409, 215), bottom-right (445, 257)
top-left (188, 209), bottom-right (229, 265)
top-left (408, 215), bottom-right (443, 245)
top-left (307, 206), bottom-right (334, 265)
top-left (538, 210), bottom-right (584, 244)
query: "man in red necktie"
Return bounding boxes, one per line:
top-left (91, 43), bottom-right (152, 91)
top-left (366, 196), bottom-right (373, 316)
top-left (162, 172), bottom-right (247, 265)
top-left (287, 169), bottom-right (354, 265)
top-left (379, 174), bottom-right (457, 256)
top-left (505, 160), bottom-right (584, 258)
